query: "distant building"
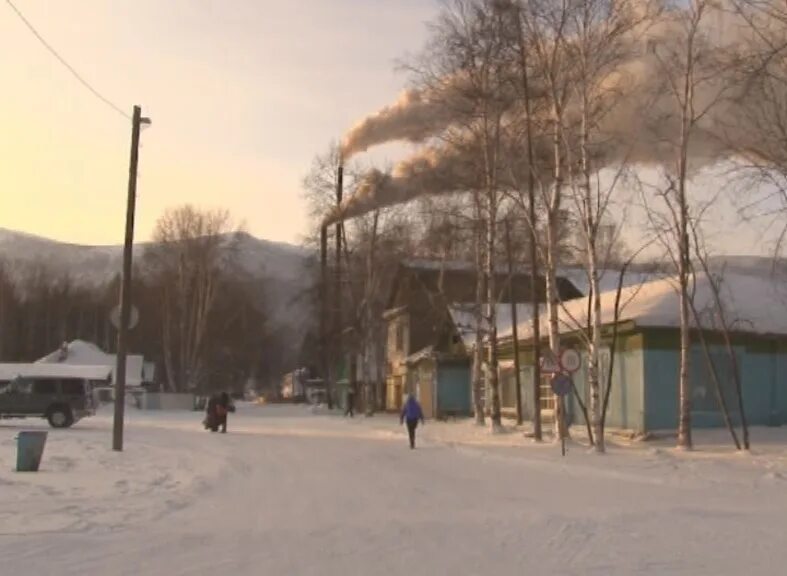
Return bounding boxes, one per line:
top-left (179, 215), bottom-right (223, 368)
top-left (383, 259), bottom-right (583, 416)
top-left (36, 339), bottom-right (148, 388)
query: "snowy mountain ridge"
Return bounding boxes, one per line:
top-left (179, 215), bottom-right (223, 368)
top-left (0, 228), bottom-right (317, 330)
top-left (0, 227), bottom-right (314, 286)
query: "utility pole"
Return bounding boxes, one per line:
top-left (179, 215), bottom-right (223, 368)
top-left (331, 161), bottom-right (344, 410)
top-left (319, 224), bottom-right (329, 408)
top-left (113, 105), bottom-right (150, 452)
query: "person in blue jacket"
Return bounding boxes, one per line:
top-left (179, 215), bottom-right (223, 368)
top-left (400, 393), bottom-right (425, 449)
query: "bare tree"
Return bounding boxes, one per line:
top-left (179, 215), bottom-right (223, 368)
top-left (145, 205), bottom-right (238, 392)
top-left (560, 0), bottom-right (647, 452)
top-left (648, 0), bottom-right (728, 449)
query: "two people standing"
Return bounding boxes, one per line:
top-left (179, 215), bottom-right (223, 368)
top-left (400, 393), bottom-right (424, 449)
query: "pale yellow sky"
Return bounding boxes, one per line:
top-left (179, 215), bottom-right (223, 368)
top-left (0, 0), bottom-right (437, 246)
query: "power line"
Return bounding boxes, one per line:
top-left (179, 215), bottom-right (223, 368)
top-left (4, 0), bottom-right (131, 120)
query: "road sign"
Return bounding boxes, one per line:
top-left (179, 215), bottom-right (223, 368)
top-left (550, 373), bottom-right (572, 397)
top-left (559, 349), bottom-right (581, 374)
top-left (539, 351), bottom-right (560, 374)
top-left (110, 305), bottom-right (139, 330)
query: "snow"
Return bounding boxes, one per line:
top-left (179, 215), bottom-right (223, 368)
top-left (35, 340), bottom-right (145, 387)
top-left (2, 404), bottom-right (787, 575)
top-left (557, 266), bottom-right (659, 296)
top-left (500, 270), bottom-right (787, 341)
top-left (0, 363), bottom-right (112, 382)
top-left (449, 303), bottom-right (535, 348)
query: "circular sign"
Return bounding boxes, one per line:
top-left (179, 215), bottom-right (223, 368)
top-left (550, 373), bottom-right (572, 397)
top-left (559, 349), bottom-right (581, 373)
top-left (110, 305), bottom-right (139, 330)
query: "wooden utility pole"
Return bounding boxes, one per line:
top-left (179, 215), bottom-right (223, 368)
top-left (331, 163), bottom-right (344, 410)
top-left (320, 224), bottom-right (329, 408)
top-left (505, 218), bottom-right (524, 426)
top-left (113, 105), bottom-right (149, 452)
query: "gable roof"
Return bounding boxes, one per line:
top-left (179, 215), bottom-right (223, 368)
top-left (449, 303), bottom-right (534, 349)
top-left (499, 271), bottom-right (787, 342)
top-left (35, 340), bottom-right (146, 386)
top-left (386, 259), bottom-right (583, 309)
top-left (0, 363), bottom-right (112, 381)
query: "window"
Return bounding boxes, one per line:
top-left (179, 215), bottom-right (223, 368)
top-left (395, 321), bottom-right (405, 353)
top-left (13, 378), bottom-right (33, 394)
top-left (540, 375), bottom-right (557, 417)
top-left (61, 379), bottom-right (86, 396)
top-left (33, 379), bottom-right (58, 395)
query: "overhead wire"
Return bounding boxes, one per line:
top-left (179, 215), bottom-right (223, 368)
top-left (3, 0), bottom-right (131, 120)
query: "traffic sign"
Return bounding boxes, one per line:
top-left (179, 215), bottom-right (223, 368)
top-left (560, 349), bottom-right (581, 373)
top-left (110, 305), bottom-right (139, 330)
top-left (539, 351), bottom-right (560, 374)
top-left (550, 373), bottom-right (572, 397)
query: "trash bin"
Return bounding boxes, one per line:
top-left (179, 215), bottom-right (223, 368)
top-left (16, 431), bottom-right (48, 472)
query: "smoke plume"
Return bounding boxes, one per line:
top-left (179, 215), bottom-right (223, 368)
top-left (329, 5), bottom-right (777, 224)
top-left (340, 75), bottom-right (476, 160)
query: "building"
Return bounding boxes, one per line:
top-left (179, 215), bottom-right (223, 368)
top-left (383, 259), bottom-right (583, 415)
top-left (36, 340), bottom-right (147, 388)
top-left (497, 271), bottom-right (787, 433)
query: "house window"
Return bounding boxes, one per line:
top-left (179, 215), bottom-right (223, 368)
top-left (540, 375), bottom-right (557, 417)
top-left (395, 321), bottom-right (405, 353)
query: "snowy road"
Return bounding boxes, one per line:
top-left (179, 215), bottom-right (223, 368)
top-left (2, 404), bottom-right (787, 575)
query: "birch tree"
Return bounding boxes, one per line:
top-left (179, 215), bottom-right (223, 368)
top-left (648, 0), bottom-right (727, 449)
top-left (410, 0), bottom-right (516, 428)
top-left (145, 205), bottom-right (238, 392)
top-left (561, 0), bottom-right (647, 451)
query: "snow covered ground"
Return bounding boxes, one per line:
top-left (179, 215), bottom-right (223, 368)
top-left (2, 404), bottom-right (787, 575)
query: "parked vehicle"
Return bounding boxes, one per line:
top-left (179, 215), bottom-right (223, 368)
top-left (0, 376), bottom-right (96, 428)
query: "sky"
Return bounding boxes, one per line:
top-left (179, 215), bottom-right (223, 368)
top-left (0, 0), bottom-right (438, 246)
top-left (0, 0), bottom-right (778, 257)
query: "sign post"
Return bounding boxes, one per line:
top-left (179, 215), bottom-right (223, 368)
top-left (550, 373), bottom-right (572, 457)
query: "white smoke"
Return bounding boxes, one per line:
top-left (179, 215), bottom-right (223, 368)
top-left (329, 4), bottom-right (777, 224)
top-left (341, 75), bottom-right (475, 160)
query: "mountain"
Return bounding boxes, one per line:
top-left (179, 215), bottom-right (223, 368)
top-left (0, 227), bottom-right (317, 330)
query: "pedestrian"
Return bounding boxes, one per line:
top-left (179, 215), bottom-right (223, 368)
top-left (400, 393), bottom-right (424, 449)
top-left (204, 393), bottom-right (220, 432)
top-left (345, 385), bottom-right (355, 418)
top-left (216, 391), bottom-right (233, 433)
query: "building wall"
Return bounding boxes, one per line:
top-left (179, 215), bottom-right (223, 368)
top-left (411, 359), bottom-right (436, 418)
top-left (565, 334), bottom-right (646, 432)
top-left (510, 332), bottom-right (646, 432)
top-left (643, 330), bottom-right (787, 431)
top-left (435, 361), bottom-right (472, 417)
top-left (141, 393), bottom-right (194, 411)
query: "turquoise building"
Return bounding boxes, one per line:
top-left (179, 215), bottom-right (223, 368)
top-left (498, 272), bottom-right (787, 433)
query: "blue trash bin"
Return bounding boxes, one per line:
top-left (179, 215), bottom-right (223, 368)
top-left (16, 431), bottom-right (48, 472)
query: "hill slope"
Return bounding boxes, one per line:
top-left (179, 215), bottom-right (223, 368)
top-left (0, 227), bottom-right (317, 333)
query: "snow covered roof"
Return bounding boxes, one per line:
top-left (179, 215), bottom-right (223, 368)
top-left (556, 266), bottom-right (658, 296)
top-left (0, 363), bottom-right (112, 382)
top-left (450, 303), bottom-right (535, 349)
top-left (499, 271), bottom-right (787, 341)
top-left (402, 258), bottom-right (535, 274)
top-left (406, 346), bottom-right (436, 364)
top-left (35, 340), bottom-right (146, 386)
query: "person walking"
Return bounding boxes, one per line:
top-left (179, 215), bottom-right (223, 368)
top-left (400, 393), bottom-right (424, 449)
top-left (204, 393), bottom-right (220, 432)
top-left (345, 385), bottom-right (355, 418)
top-left (216, 391), bottom-right (232, 433)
